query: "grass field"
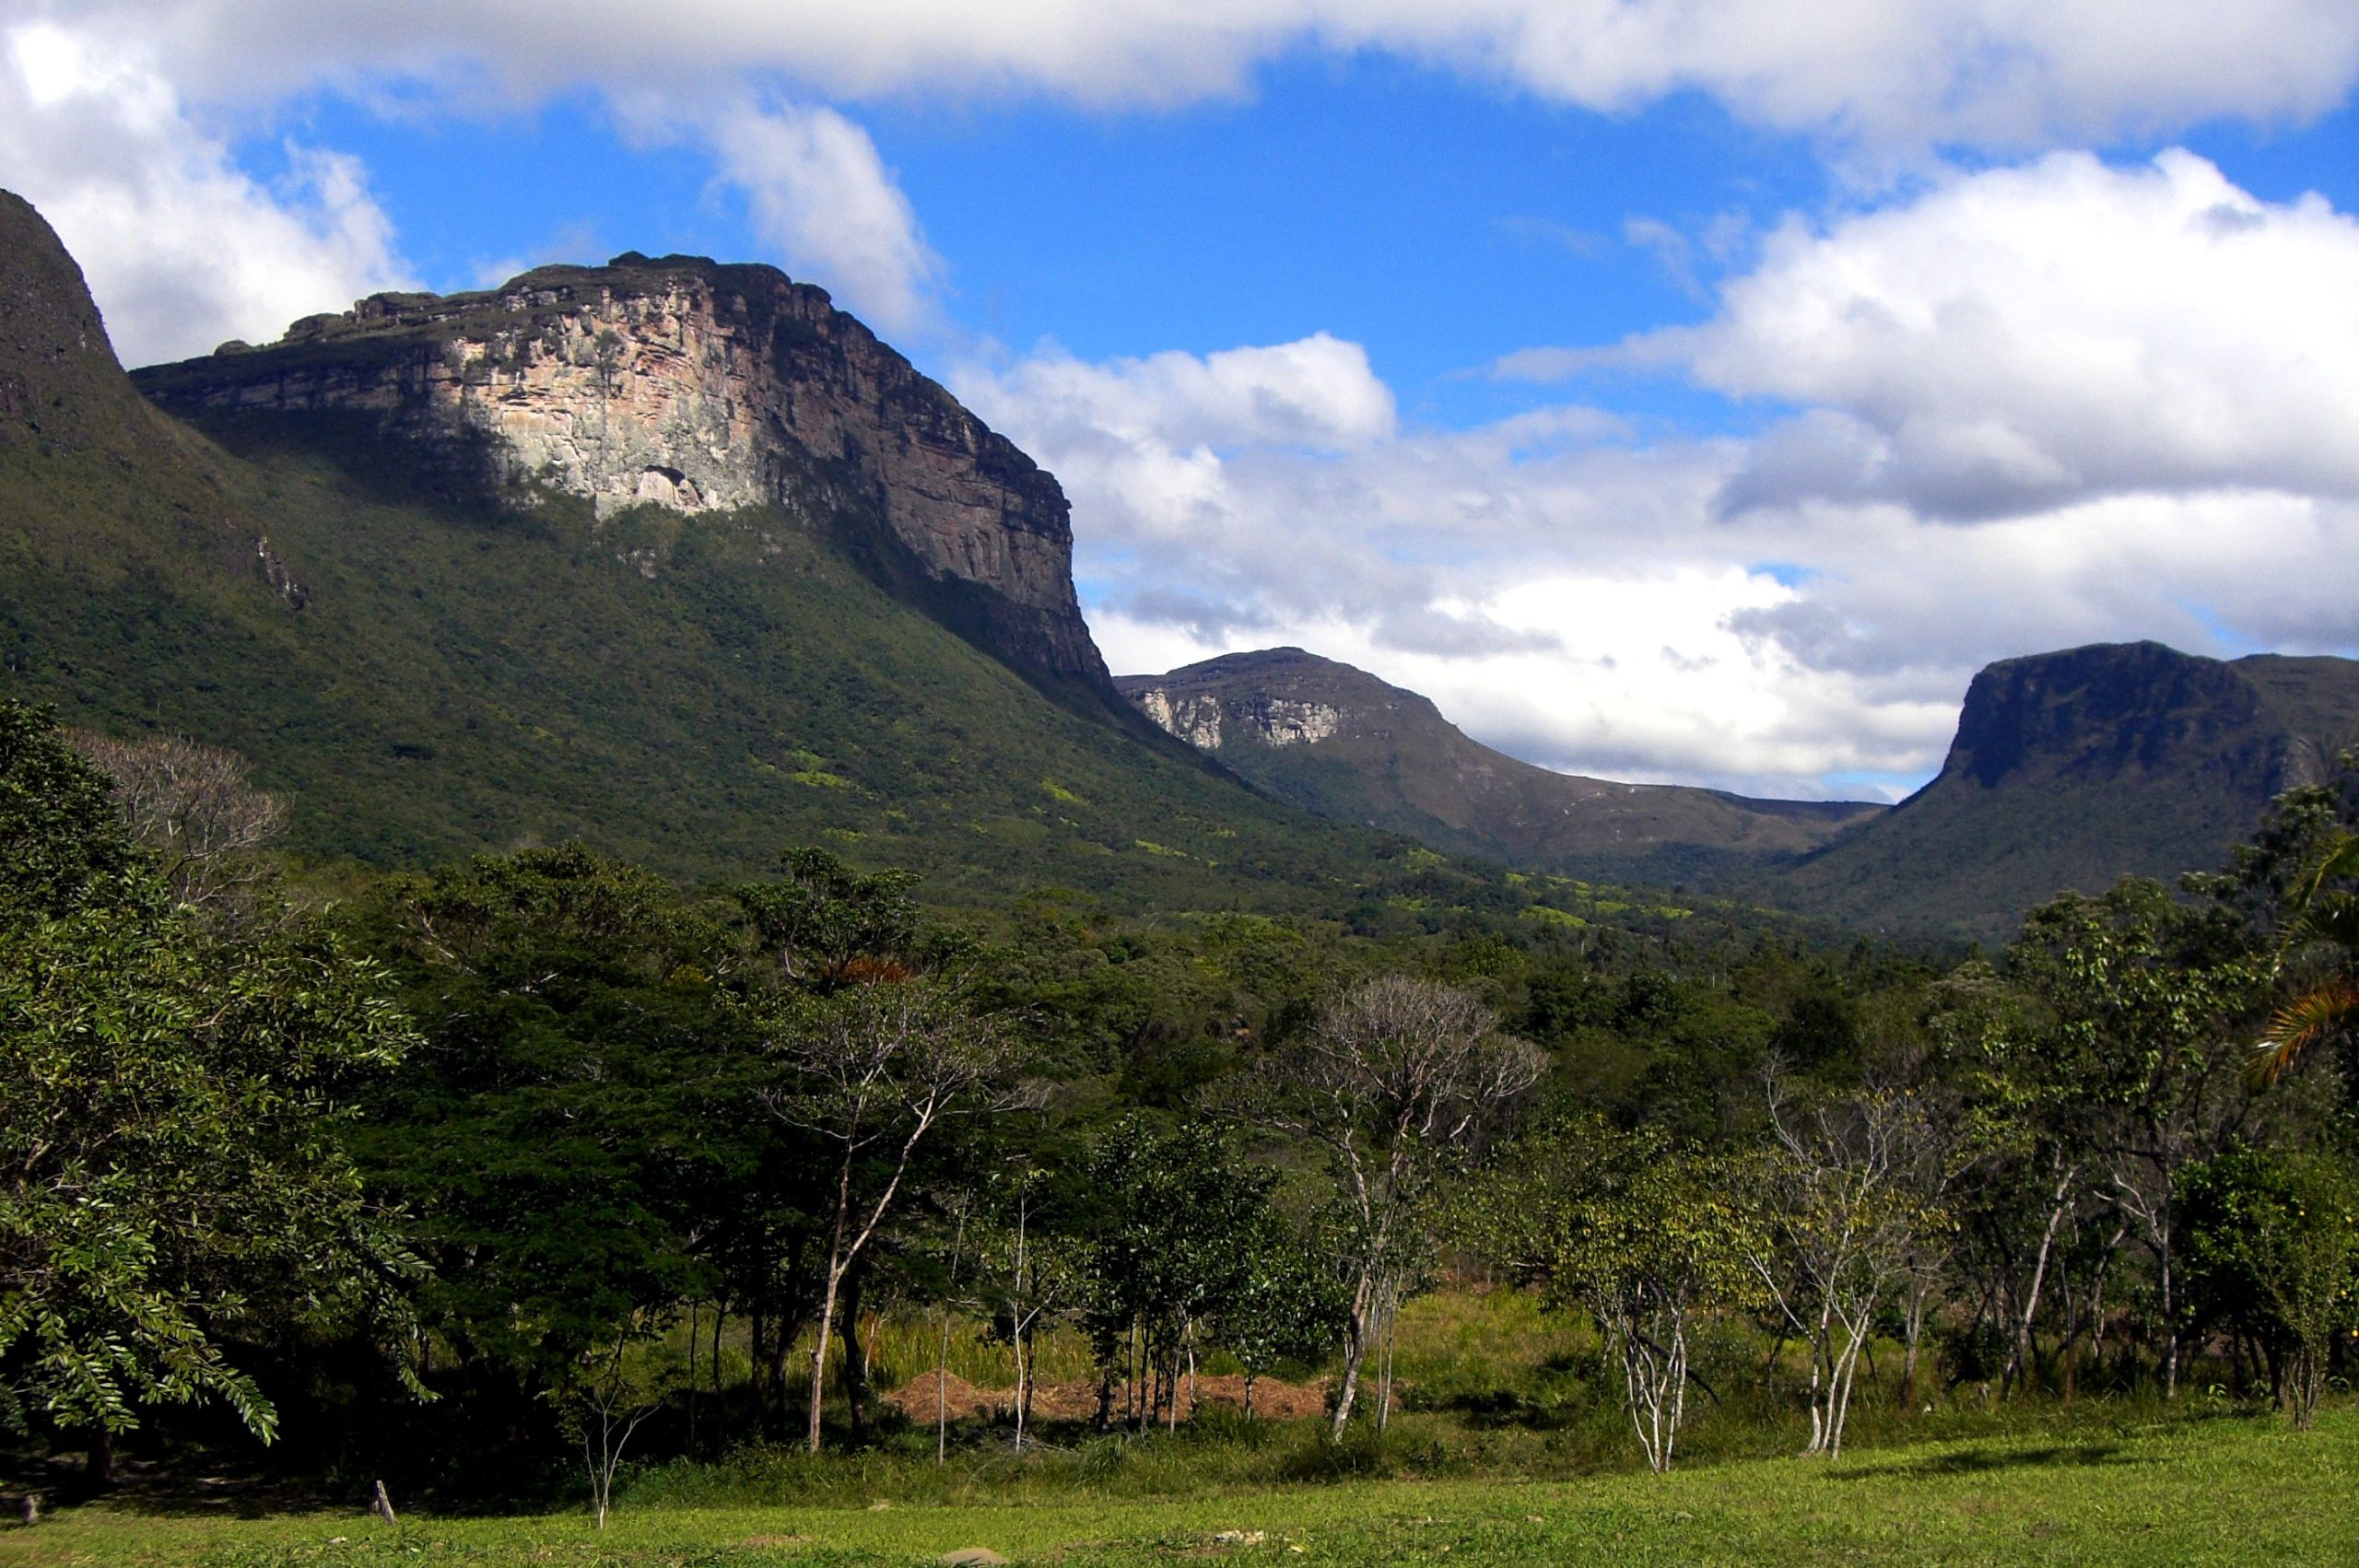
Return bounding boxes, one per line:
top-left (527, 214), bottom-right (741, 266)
top-left (5, 1409), bottom-right (2352, 1566)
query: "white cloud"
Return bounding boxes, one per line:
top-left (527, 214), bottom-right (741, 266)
top-left (692, 98), bottom-right (941, 336)
top-left (0, 22), bottom-right (411, 365)
top-left (42, 1), bottom-right (2359, 156)
top-left (959, 151), bottom-right (2359, 798)
top-left (1632, 151), bottom-right (2359, 520)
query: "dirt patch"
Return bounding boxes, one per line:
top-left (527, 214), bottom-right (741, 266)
top-left (886, 1371), bottom-right (1000, 1423)
top-left (889, 1371), bottom-right (1330, 1426)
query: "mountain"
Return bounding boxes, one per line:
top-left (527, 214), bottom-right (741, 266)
top-left (0, 193), bottom-right (1457, 914)
top-left (131, 250), bottom-right (1109, 696)
top-left (1773, 640), bottom-right (2359, 942)
top-left (1118, 648), bottom-right (1883, 882)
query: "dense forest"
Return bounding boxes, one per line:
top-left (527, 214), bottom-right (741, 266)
top-left (4, 696), bottom-right (2357, 1521)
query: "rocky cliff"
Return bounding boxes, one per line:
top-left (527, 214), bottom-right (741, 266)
top-left (1119, 648), bottom-right (1883, 877)
top-left (132, 255), bottom-right (1109, 685)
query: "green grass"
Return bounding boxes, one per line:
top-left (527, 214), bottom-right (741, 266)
top-left (6, 1410), bottom-right (2352, 1565)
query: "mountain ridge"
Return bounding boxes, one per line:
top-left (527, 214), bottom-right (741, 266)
top-left (1116, 647), bottom-right (1884, 878)
top-left (0, 190), bottom-right (1433, 912)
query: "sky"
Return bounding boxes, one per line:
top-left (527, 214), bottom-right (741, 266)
top-left (6, 4), bottom-right (2358, 802)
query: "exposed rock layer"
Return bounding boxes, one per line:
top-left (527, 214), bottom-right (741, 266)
top-left (133, 255), bottom-right (1108, 683)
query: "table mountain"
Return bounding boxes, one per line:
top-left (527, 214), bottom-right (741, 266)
top-left (1771, 640), bottom-right (2359, 942)
top-left (1118, 648), bottom-right (1883, 879)
top-left (132, 252), bottom-right (1108, 690)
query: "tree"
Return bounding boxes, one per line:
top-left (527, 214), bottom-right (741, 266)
top-left (553, 1311), bottom-right (678, 1528)
top-left (1076, 1117), bottom-right (1298, 1433)
top-left (352, 844), bottom-right (748, 1432)
top-left (1562, 1129), bottom-right (1759, 1473)
top-left (0, 701), bottom-right (422, 1464)
top-left (975, 1163), bottom-right (1081, 1449)
top-left (1213, 1223), bottom-right (1345, 1423)
top-left (1745, 1075), bottom-right (1938, 1458)
top-left (2001, 880), bottom-right (2261, 1397)
top-left (0, 701), bottom-right (138, 925)
top-left (734, 847), bottom-right (925, 991)
top-left (2179, 1150), bottom-right (2359, 1429)
top-left (1257, 975), bottom-right (1542, 1435)
top-left (72, 731), bottom-right (285, 916)
top-left (760, 977), bottom-right (1019, 1453)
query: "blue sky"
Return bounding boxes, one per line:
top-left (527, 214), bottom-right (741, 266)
top-left (288, 57), bottom-right (1820, 434)
top-left (6, 3), bottom-right (2358, 800)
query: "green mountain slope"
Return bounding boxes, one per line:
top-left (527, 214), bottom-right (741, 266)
top-left (1118, 648), bottom-right (1883, 883)
top-left (1770, 640), bottom-right (2359, 942)
top-left (0, 193), bottom-right (1428, 913)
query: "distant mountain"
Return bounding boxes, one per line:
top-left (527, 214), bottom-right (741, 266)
top-left (0, 192), bottom-right (1435, 912)
top-left (1773, 641), bottom-right (2359, 942)
top-left (1117, 648), bottom-right (1883, 881)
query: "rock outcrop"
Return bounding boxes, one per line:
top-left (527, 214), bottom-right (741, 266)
top-left (133, 255), bottom-right (1109, 685)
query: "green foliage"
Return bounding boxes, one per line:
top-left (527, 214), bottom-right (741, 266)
top-left (1474, 1114), bottom-right (1761, 1470)
top-left (2178, 1149), bottom-right (2359, 1428)
top-left (0, 699), bottom-right (422, 1445)
top-left (349, 845), bottom-right (760, 1381)
top-left (1074, 1116), bottom-right (1335, 1420)
top-left (0, 699), bottom-right (140, 924)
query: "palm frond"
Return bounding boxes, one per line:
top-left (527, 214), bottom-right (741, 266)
top-left (2251, 978), bottom-right (2359, 1084)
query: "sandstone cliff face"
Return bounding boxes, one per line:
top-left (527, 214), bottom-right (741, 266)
top-left (1129, 684), bottom-right (1343, 750)
top-left (133, 255), bottom-right (1108, 683)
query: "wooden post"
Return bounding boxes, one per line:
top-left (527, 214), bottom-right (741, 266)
top-left (371, 1480), bottom-right (398, 1527)
top-left (19, 1492), bottom-right (38, 1527)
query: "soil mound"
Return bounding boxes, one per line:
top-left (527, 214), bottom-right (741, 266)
top-left (886, 1371), bottom-right (999, 1423)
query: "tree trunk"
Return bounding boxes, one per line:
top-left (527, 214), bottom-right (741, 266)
top-left (807, 1263), bottom-right (843, 1455)
top-left (750, 1306), bottom-right (769, 1419)
top-left (937, 1311), bottom-right (956, 1464)
top-left (85, 1432), bottom-right (113, 1489)
top-left (1899, 1278), bottom-right (1930, 1409)
top-left (710, 1305), bottom-right (727, 1455)
top-left (808, 1141), bottom-right (859, 1455)
top-left (842, 1273), bottom-right (872, 1446)
top-left (1329, 1273), bottom-right (1375, 1437)
top-left (2004, 1163), bottom-right (2075, 1398)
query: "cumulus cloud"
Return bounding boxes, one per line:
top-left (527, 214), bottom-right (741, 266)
top-left (41, 1), bottom-right (2359, 156)
top-left (0, 21), bottom-right (412, 364)
top-left (959, 152), bottom-right (2359, 797)
top-left (627, 95), bottom-right (942, 334)
top-left (1627, 151), bottom-right (2359, 521)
